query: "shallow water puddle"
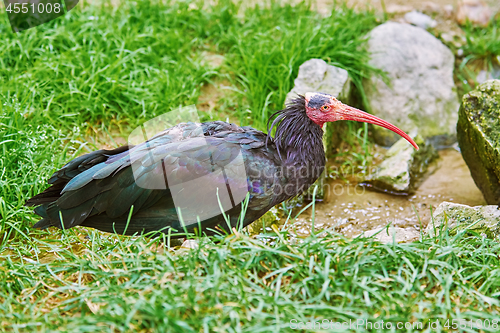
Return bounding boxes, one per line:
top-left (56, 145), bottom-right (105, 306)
top-left (291, 149), bottom-right (486, 238)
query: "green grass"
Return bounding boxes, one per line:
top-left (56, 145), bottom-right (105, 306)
top-left (0, 0), bottom-right (217, 131)
top-left (446, 18), bottom-right (500, 95)
top-left (0, 0), bottom-right (379, 130)
top-left (0, 99), bottom-right (85, 245)
top-left (218, 1), bottom-right (379, 128)
top-left (1, 0), bottom-right (500, 331)
top-left (461, 19), bottom-right (500, 72)
top-left (2, 227), bottom-right (500, 332)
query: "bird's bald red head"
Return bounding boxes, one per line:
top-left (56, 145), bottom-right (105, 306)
top-left (304, 92), bottom-right (419, 150)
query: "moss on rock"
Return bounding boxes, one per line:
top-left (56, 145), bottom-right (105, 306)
top-left (457, 79), bottom-right (500, 204)
top-left (426, 202), bottom-right (500, 239)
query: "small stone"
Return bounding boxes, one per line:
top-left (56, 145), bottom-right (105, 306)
top-left (444, 4), bottom-right (454, 18)
top-left (361, 134), bottom-right (438, 195)
top-left (440, 32), bottom-right (454, 43)
top-left (456, 0), bottom-right (493, 27)
top-left (360, 226), bottom-right (420, 243)
top-left (425, 202), bottom-right (500, 239)
top-left (476, 64), bottom-right (500, 84)
top-left (404, 11), bottom-right (437, 29)
top-left (180, 239), bottom-right (199, 249)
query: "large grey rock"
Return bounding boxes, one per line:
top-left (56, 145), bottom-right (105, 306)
top-left (457, 80), bottom-right (500, 205)
top-left (426, 202), bottom-right (500, 239)
top-left (286, 59), bottom-right (351, 203)
top-left (363, 22), bottom-right (460, 148)
top-left (361, 134), bottom-right (438, 194)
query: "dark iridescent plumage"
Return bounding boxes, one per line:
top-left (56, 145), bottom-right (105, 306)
top-left (26, 96), bottom-right (326, 237)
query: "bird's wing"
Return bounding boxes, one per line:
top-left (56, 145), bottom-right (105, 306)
top-left (27, 120), bottom-right (240, 207)
top-left (31, 122), bottom-right (279, 232)
top-left (25, 145), bottom-right (129, 206)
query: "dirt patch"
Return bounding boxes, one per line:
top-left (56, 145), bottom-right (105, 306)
top-left (201, 51), bottom-right (225, 69)
top-left (290, 148), bottom-right (486, 238)
top-left (84, 126), bottom-right (127, 151)
top-left (197, 79), bottom-right (232, 113)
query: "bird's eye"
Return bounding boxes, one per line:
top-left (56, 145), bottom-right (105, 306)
top-left (321, 105), bottom-right (328, 111)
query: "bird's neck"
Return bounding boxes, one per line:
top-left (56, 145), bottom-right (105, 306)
top-left (272, 109), bottom-right (326, 195)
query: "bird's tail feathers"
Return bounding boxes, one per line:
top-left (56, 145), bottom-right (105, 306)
top-left (34, 205), bottom-right (48, 218)
top-left (33, 218), bottom-right (53, 229)
top-left (25, 186), bottom-right (63, 207)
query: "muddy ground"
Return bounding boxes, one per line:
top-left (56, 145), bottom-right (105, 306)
top-left (230, 0), bottom-right (500, 17)
top-left (291, 149), bottom-right (486, 238)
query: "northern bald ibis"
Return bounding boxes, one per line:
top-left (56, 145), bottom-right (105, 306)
top-left (26, 93), bottom-right (418, 237)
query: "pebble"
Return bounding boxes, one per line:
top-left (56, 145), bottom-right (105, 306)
top-left (476, 65), bottom-right (500, 84)
top-left (404, 10), bottom-right (438, 29)
top-left (180, 239), bottom-right (199, 249)
top-left (444, 4), bottom-right (454, 18)
top-left (358, 226), bottom-right (420, 244)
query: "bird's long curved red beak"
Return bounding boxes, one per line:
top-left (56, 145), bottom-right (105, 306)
top-left (336, 104), bottom-right (419, 150)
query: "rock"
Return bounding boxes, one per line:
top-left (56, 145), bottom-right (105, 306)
top-left (244, 207), bottom-right (280, 235)
top-left (180, 239), bottom-right (199, 249)
top-left (168, 238), bottom-right (186, 247)
top-left (286, 58), bottom-right (350, 105)
top-left (286, 59), bottom-right (351, 202)
top-left (457, 79), bottom-right (500, 205)
top-left (439, 31), bottom-right (464, 48)
top-left (456, 0), bottom-right (492, 27)
top-left (361, 226), bottom-right (420, 243)
top-left (425, 202), bottom-right (500, 239)
top-left (363, 22), bottom-right (460, 148)
top-left (360, 134), bottom-right (438, 195)
top-left (404, 11), bottom-right (437, 29)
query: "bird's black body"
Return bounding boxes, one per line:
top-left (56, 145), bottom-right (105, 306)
top-left (26, 96), bottom-right (326, 237)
